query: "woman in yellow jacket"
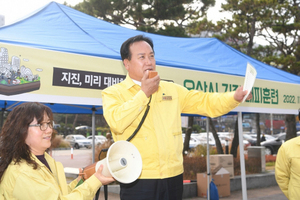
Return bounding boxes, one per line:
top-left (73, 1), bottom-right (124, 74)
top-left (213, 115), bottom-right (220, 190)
top-left (275, 136), bottom-right (300, 200)
top-left (0, 102), bottom-right (114, 200)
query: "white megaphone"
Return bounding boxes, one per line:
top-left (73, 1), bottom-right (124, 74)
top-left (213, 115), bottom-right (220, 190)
top-left (93, 140), bottom-right (142, 184)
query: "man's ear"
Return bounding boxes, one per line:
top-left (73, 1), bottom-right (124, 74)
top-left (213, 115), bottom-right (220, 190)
top-left (123, 59), bottom-right (130, 70)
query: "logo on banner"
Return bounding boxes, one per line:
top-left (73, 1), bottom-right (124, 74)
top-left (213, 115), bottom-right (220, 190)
top-left (0, 47), bottom-right (40, 96)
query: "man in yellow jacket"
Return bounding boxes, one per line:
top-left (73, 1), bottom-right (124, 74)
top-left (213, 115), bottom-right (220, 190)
top-left (102, 35), bottom-right (252, 200)
top-left (275, 136), bottom-right (300, 199)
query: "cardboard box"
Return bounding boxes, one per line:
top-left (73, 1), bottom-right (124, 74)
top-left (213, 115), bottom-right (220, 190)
top-left (210, 154), bottom-right (233, 168)
top-left (210, 154), bottom-right (234, 178)
top-left (223, 166), bottom-right (234, 178)
top-left (197, 168), bottom-right (230, 198)
top-left (212, 165), bottom-right (234, 178)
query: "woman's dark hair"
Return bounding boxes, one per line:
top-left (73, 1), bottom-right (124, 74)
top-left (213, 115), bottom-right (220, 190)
top-left (120, 35), bottom-right (154, 61)
top-left (0, 102), bottom-right (53, 182)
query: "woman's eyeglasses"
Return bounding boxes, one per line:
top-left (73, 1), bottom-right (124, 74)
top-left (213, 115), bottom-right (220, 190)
top-left (29, 122), bottom-right (53, 131)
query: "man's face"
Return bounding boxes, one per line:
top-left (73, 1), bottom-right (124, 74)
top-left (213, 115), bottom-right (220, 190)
top-left (124, 41), bottom-right (156, 81)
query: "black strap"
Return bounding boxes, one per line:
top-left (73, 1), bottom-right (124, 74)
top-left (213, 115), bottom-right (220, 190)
top-left (126, 95), bottom-right (152, 142)
top-left (97, 95), bottom-right (152, 200)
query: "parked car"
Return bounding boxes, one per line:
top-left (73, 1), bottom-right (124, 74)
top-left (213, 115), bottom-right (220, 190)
top-left (65, 134), bottom-right (92, 149)
top-left (261, 137), bottom-right (283, 155)
top-left (191, 133), bottom-right (216, 146)
top-left (75, 125), bottom-right (91, 130)
top-left (249, 134), bottom-right (276, 142)
top-left (87, 135), bottom-right (107, 146)
top-left (53, 123), bottom-right (61, 129)
top-left (197, 132), bottom-right (250, 148)
top-left (243, 134), bottom-right (257, 146)
top-left (273, 133), bottom-right (287, 141)
top-left (182, 134), bottom-right (204, 149)
top-left (249, 132), bottom-right (300, 155)
top-left (273, 132), bottom-right (300, 142)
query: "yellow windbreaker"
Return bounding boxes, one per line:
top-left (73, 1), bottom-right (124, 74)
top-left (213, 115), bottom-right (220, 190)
top-left (102, 74), bottom-right (239, 179)
top-left (275, 136), bottom-right (300, 199)
top-left (0, 152), bottom-right (102, 200)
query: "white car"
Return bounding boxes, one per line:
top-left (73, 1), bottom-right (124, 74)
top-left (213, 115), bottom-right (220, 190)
top-left (249, 134), bottom-right (276, 141)
top-left (75, 125), bottom-right (91, 130)
top-left (182, 134), bottom-right (212, 148)
top-left (65, 134), bottom-right (92, 149)
top-left (87, 135), bottom-right (107, 145)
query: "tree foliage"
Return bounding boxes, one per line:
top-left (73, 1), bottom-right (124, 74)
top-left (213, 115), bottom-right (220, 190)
top-left (70, 0), bottom-right (215, 37)
top-left (257, 0), bottom-right (300, 75)
top-left (188, 0), bottom-right (299, 146)
top-left (188, 0), bottom-right (300, 77)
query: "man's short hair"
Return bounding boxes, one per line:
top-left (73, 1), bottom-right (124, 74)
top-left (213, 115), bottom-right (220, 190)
top-left (120, 35), bottom-right (154, 61)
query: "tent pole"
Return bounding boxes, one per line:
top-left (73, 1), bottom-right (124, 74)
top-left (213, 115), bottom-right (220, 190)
top-left (206, 118), bottom-right (210, 200)
top-left (270, 113), bottom-right (273, 135)
top-left (0, 101), bottom-right (7, 130)
top-left (92, 107), bottom-right (96, 163)
top-left (238, 112), bottom-right (247, 200)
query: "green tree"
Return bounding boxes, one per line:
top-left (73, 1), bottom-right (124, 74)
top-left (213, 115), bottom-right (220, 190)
top-left (217, 0), bottom-right (299, 144)
top-left (208, 117), bottom-right (224, 154)
top-left (188, 0), bottom-right (299, 149)
top-left (258, 0), bottom-right (300, 75)
top-left (183, 116), bottom-right (194, 154)
top-left (188, 0), bottom-right (267, 155)
top-left (258, 0), bottom-right (300, 140)
top-left (70, 0), bottom-right (215, 37)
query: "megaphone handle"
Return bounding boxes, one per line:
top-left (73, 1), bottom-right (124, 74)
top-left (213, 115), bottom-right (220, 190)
top-left (104, 185), bottom-right (108, 200)
top-left (98, 148), bottom-right (108, 161)
top-left (94, 186), bottom-right (107, 200)
top-left (95, 188), bottom-right (101, 200)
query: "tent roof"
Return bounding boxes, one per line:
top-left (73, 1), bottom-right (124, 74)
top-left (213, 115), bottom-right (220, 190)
top-left (0, 100), bottom-right (103, 114)
top-left (0, 2), bottom-right (299, 115)
top-left (0, 1), bottom-right (299, 85)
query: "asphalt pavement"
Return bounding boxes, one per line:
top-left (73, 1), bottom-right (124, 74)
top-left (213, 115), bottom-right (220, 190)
top-left (52, 148), bottom-right (287, 200)
top-left (183, 185), bottom-right (287, 200)
top-left (97, 185), bottom-right (287, 200)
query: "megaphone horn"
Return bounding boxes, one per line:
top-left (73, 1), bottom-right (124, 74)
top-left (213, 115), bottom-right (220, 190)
top-left (93, 140), bottom-right (142, 184)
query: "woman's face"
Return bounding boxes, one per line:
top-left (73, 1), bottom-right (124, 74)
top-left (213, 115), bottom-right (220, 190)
top-left (25, 112), bottom-right (52, 155)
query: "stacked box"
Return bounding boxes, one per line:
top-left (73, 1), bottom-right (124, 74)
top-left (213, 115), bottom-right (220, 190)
top-left (197, 168), bottom-right (230, 197)
top-left (209, 154), bottom-right (234, 178)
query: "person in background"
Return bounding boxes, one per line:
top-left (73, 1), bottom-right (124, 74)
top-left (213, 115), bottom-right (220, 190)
top-left (261, 133), bottom-right (266, 142)
top-left (275, 136), bottom-right (300, 200)
top-left (0, 102), bottom-right (114, 200)
top-left (102, 34), bottom-right (253, 200)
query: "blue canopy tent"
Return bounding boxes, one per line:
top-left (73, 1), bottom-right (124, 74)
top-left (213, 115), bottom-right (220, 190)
top-left (0, 2), bottom-right (299, 199)
top-left (0, 2), bottom-right (299, 114)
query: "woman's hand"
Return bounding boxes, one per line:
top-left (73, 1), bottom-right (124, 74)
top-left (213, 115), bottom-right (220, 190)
top-left (94, 164), bottom-right (115, 185)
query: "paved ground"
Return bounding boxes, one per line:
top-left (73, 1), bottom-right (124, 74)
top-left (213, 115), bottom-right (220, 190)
top-left (183, 185), bottom-right (287, 200)
top-left (51, 148), bottom-right (93, 168)
top-left (52, 149), bottom-right (287, 200)
top-left (97, 185), bottom-right (287, 200)
top-left (95, 185), bottom-right (287, 200)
